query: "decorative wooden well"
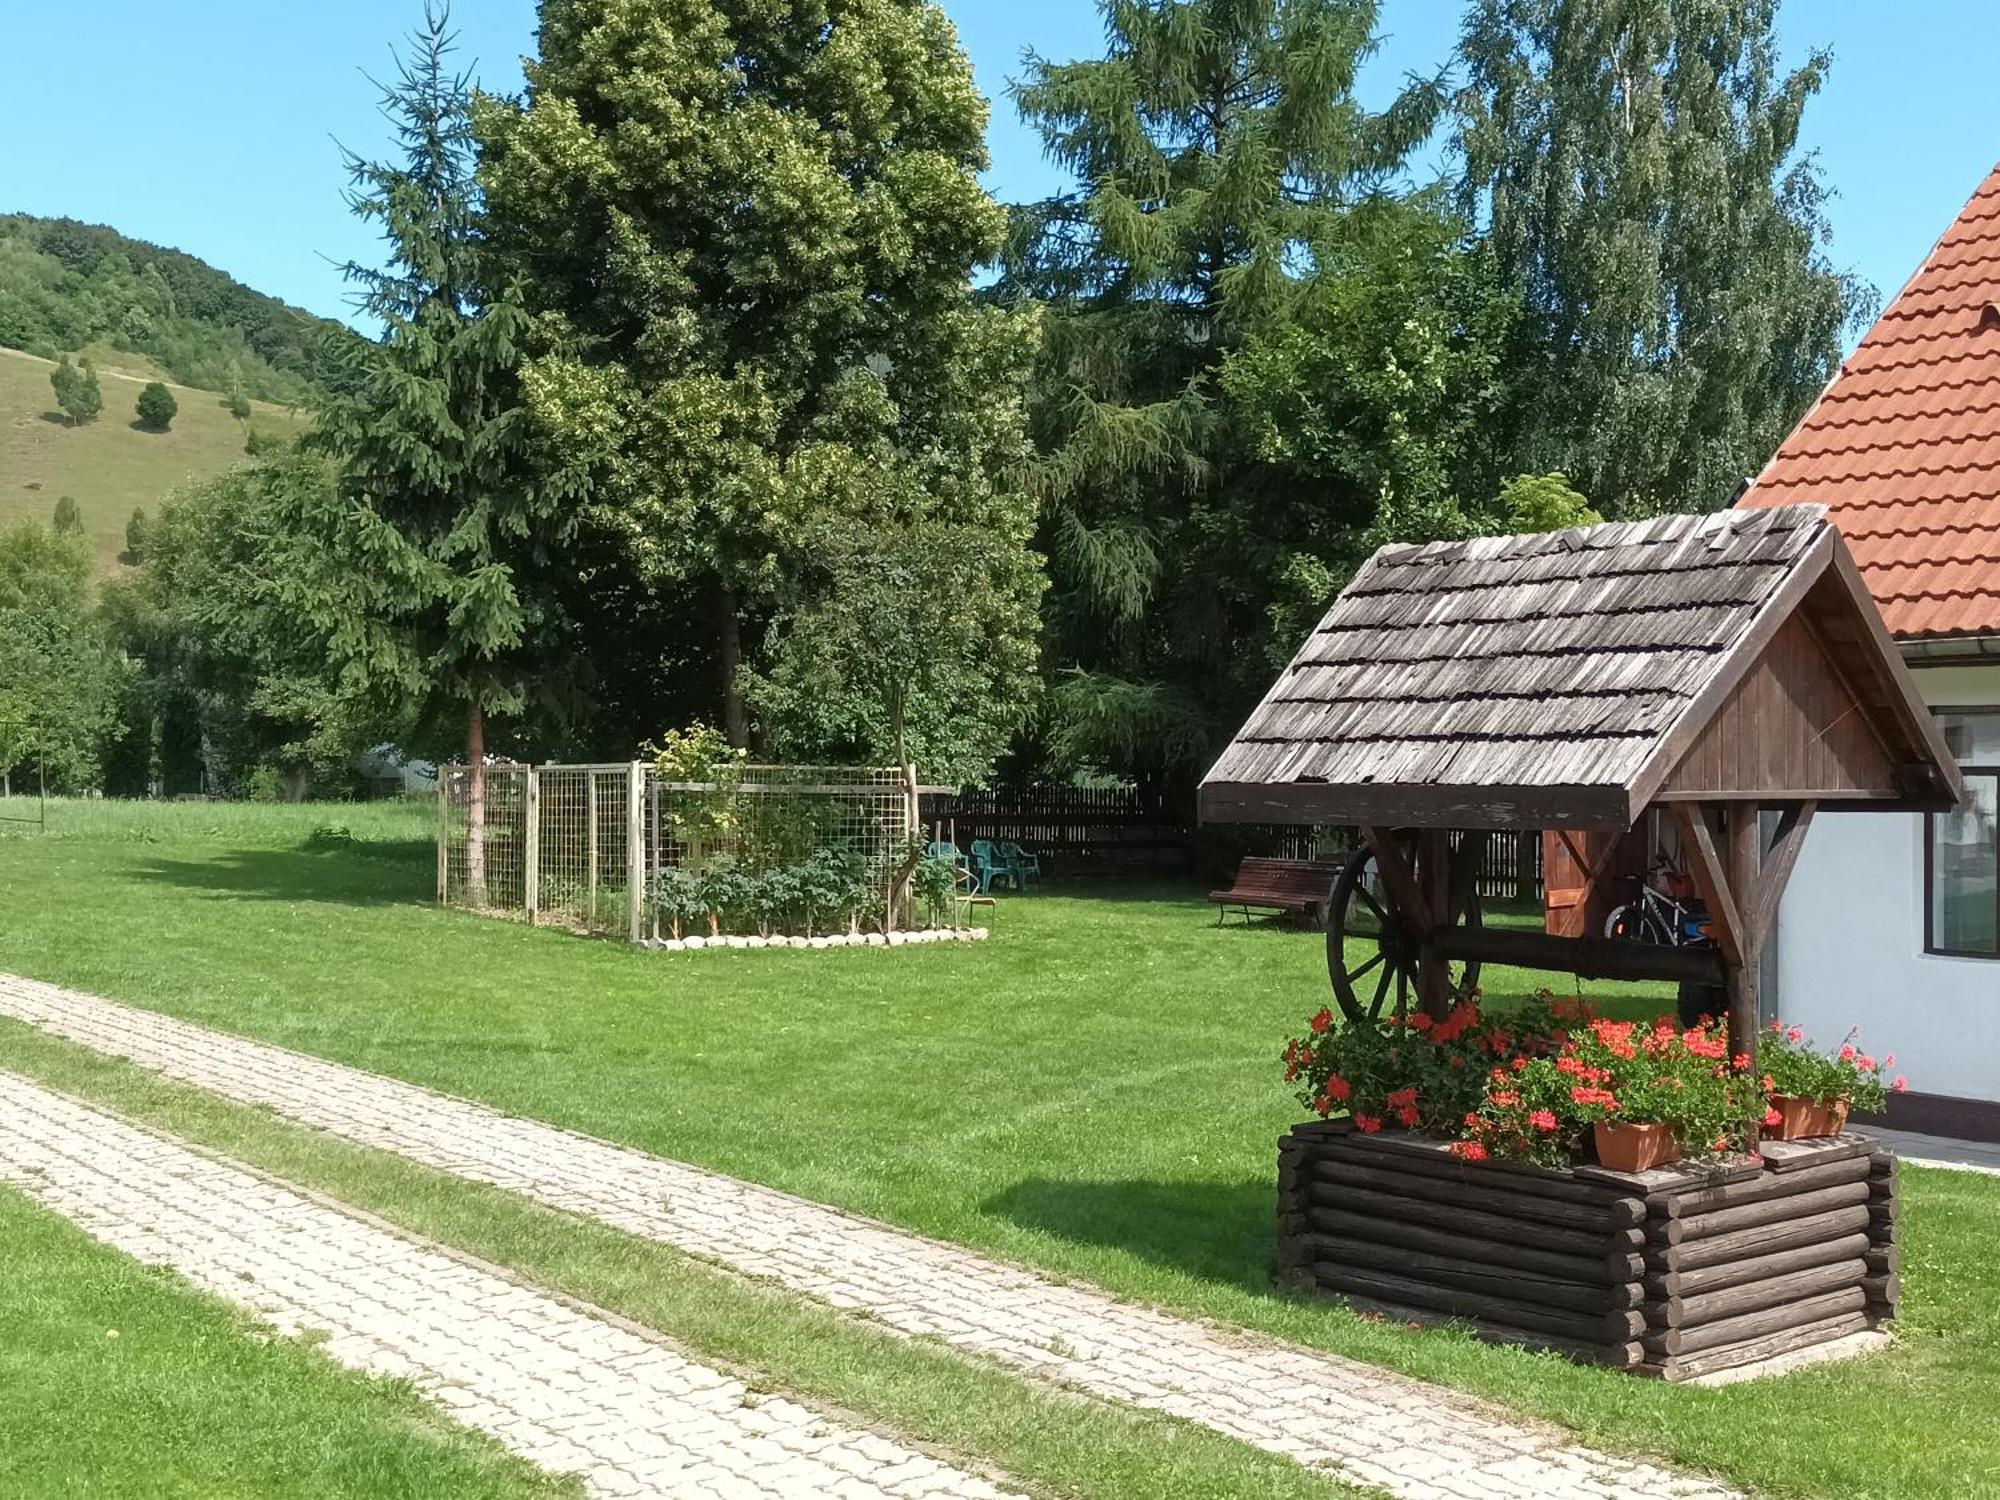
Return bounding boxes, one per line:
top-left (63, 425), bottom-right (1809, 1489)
top-left (1201, 506), bottom-right (1961, 1377)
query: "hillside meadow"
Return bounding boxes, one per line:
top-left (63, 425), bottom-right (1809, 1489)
top-left (0, 345), bottom-right (308, 573)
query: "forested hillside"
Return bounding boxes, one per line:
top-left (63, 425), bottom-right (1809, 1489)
top-left (0, 214), bottom-right (358, 405)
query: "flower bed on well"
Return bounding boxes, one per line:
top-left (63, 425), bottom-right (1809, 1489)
top-left (1284, 993), bottom-right (1905, 1170)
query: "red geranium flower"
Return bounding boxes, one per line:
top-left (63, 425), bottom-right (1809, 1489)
top-left (1354, 1113), bottom-right (1383, 1134)
top-left (1310, 1008), bottom-right (1334, 1035)
top-left (1529, 1109), bottom-right (1558, 1132)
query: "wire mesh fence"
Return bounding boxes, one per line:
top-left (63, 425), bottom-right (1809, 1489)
top-left (440, 762), bottom-right (935, 946)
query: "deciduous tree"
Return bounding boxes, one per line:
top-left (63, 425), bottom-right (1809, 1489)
top-left (1455, 0), bottom-right (1870, 515)
top-left (478, 0), bottom-right (1041, 751)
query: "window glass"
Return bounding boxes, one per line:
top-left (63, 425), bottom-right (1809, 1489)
top-left (1939, 710), bottom-right (2000, 765)
top-left (1930, 771), bottom-right (1999, 957)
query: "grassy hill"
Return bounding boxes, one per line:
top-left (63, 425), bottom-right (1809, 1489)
top-left (0, 346), bottom-right (309, 573)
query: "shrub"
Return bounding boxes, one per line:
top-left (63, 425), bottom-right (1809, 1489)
top-left (135, 380), bottom-right (178, 431)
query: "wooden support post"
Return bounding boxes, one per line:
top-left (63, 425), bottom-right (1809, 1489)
top-left (627, 761), bottom-right (646, 945)
top-left (523, 765), bottom-right (540, 924)
top-left (1417, 829), bottom-right (1454, 1020)
top-left (1724, 803), bottom-right (1761, 1070)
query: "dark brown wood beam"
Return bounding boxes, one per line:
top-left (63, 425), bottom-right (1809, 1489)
top-left (1669, 805), bottom-right (1744, 967)
top-left (1431, 926), bottom-right (1726, 986)
top-left (1725, 804), bottom-right (1762, 1069)
top-left (1361, 826), bottom-right (1435, 933)
top-left (1749, 802), bottom-right (1817, 952)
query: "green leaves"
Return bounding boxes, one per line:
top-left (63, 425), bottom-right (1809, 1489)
top-left (1455, 0), bottom-right (1870, 516)
top-left (482, 0), bottom-right (1041, 757)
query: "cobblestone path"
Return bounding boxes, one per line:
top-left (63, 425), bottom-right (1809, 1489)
top-left (0, 1070), bottom-right (1015, 1500)
top-left (0, 973), bottom-right (1739, 1500)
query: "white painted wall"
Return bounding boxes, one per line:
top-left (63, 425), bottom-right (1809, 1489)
top-left (1772, 662), bottom-right (2000, 1103)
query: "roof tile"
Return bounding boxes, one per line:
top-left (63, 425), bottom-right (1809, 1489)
top-left (1742, 163), bottom-right (2000, 639)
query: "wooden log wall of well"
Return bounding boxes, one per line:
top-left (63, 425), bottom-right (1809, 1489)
top-left (1277, 1122), bottom-right (1899, 1381)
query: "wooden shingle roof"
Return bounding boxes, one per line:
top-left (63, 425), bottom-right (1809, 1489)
top-left (1200, 505), bottom-right (1960, 830)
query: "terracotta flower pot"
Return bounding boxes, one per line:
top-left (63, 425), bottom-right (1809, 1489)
top-left (1808, 1098), bottom-right (1851, 1137)
top-left (1763, 1095), bottom-right (1820, 1140)
top-left (1593, 1120), bottom-right (1682, 1173)
top-left (1766, 1095), bottom-right (1850, 1138)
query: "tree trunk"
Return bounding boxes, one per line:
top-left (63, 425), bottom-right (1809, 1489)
top-left (466, 700), bottom-right (488, 902)
top-left (717, 583), bottom-right (748, 749)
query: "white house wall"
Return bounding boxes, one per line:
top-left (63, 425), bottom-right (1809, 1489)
top-left (1773, 662), bottom-right (2000, 1105)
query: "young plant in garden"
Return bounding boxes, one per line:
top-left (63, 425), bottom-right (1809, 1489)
top-left (649, 867), bottom-right (704, 942)
top-left (912, 853), bottom-right (961, 932)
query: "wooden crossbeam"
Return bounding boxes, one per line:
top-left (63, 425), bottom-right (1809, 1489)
top-left (1750, 803), bottom-right (1817, 952)
top-left (1669, 805), bottom-right (1744, 967)
top-left (1361, 826), bottom-right (1434, 933)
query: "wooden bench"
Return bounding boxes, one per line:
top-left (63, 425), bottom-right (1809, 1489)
top-left (1208, 857), bottom-right (1345, 926)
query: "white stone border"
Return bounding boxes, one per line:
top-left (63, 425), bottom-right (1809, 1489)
top-left (647, 928), bottom-right (990, 953)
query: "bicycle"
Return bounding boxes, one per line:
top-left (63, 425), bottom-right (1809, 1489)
top-left (1603, 858), bottom-right (1714, 949)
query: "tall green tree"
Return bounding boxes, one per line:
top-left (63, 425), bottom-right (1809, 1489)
top-left (104, 455), bottom-right (389, 798)
top-left (51, 495), bottom-right (83, 535)
top-left (0, 521), bottom-right (125, 793)
top-left (478, 0), bottom-right (1042, 753)
top-left (1455, 0), bottom-right (1870, 516)
top-left (311, 2), bottom-right (581, 887)
top-left (1000, 0), bottom-right (1468, 788)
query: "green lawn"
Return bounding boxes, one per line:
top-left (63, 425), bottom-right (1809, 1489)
top-left (0, 1181), bottom-right (571, 1499)
top-left (2, 797), bottom-right (1998, 1499)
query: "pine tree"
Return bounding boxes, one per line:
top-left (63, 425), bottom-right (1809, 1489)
top-left (124, 507), bottom-right (148, 564)
top-left (311, 1), bottom-right (581, 894)
top-left (51, 496), bottom-right (83, 535)
top-left (1456, 0), bottom-right (1871, 515)
top-left (71, 358), bottom-right (102, 425)
top-left (49, 353), bottom-right (102, 426)
top-left (1000, 0), bottom-right (1460, 788)
top-left (479, 0), bottom-right (1041, 753)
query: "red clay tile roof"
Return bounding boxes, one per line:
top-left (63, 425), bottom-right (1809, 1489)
top-left (1741, 164), bottom-right (2000, 640)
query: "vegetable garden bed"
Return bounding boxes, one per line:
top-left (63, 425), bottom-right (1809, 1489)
top-left (1278, 1120), bottom-right (1899, 1380)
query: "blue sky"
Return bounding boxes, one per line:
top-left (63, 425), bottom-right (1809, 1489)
top-left (2, 1), bottom-right (1995, 329)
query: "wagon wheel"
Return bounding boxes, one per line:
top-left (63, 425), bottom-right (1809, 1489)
top-left (1324, 838), bottom-right (1484, 1024)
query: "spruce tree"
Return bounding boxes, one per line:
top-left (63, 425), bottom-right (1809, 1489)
top-left (479, 0), bottom-right (1041, 753)
top-left (1001, 0), bottom-right (1460, 788)
top-left (311, 2), bottom-right (581, 893)
top-left (1456, 0), bottom-right (1870, 515)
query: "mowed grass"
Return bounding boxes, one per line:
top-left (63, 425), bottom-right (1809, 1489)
top-left (0, 345), bottom-right (308, 573)
top-left (0, 1182), bottom-right (573, 1499)
top-left (3, 797), bottom-right (1999, 1498)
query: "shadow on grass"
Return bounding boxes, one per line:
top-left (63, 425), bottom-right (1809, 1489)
top-left (984, 1176), bottom-right (1280, 1293)
top-left (132, 844), bottom-right (435, 908)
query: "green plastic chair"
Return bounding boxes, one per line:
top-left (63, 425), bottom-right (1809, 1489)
top-left (999, 840), bottom-right (1043, 885)
top-left (969, 839), bottom-right (1018, 893)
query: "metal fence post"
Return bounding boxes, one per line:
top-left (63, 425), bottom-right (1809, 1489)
top-left (627, 761), bottom-right (646, 944)
top-left (524, 764), bottom-right (541, 923)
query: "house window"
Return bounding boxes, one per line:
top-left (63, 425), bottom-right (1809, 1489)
top-left (1928, 710), bottom-right (2000, 958)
